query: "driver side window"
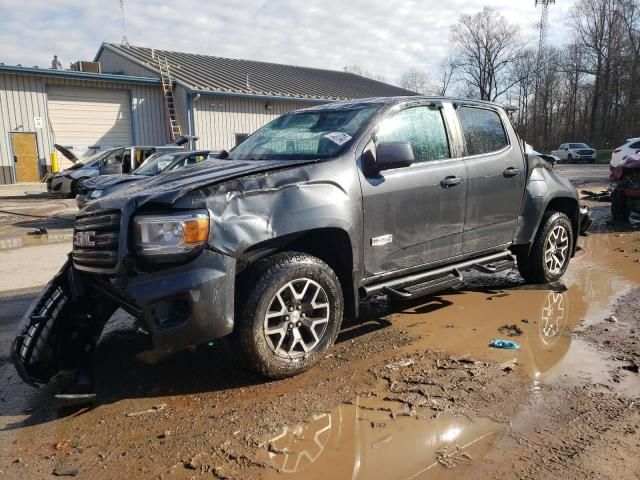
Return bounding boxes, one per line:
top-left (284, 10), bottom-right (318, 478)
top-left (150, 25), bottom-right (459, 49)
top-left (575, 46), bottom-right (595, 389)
top-left (103, 148), bottom-right (124, 166)
top-left (376, 106), bottom-right (451, 163)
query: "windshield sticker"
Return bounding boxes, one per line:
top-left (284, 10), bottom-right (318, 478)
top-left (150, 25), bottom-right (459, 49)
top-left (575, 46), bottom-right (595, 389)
top-left (324, 132), bottom-right (352, 146)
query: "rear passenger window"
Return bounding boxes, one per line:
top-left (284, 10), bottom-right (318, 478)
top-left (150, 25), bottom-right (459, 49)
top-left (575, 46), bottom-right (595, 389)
top-left (458, 107), bottom-right (508, 156)
top-left (376, 106), bottom-right (450, 163)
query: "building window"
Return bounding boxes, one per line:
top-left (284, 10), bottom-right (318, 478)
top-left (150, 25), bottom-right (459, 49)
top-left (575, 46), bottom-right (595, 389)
top-left (235, 134), bottom-right (249, 146)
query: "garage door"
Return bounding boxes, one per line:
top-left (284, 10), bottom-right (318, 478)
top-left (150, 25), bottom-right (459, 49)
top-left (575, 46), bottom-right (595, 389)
top-left (47, 86), bottom-right (132, 164)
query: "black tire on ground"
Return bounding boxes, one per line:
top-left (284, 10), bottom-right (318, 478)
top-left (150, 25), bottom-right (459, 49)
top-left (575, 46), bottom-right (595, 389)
top-left (517, 211), bottom-right (574, 284)
top-left (567, 154), bottom-right (574, 164)
top-left (611, 190), bottom-right (630, 221)
top-left (234, 252), bottom-right (344, 379)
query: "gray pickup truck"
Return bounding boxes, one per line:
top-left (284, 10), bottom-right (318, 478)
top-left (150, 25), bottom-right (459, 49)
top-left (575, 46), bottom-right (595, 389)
top-left (12, 97), bottom-right (587, 392)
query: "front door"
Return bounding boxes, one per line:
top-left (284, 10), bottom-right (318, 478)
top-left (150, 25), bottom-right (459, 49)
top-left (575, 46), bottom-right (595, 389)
top-left (456, 106), bottom-right (526, 253)
top-left (359, 104), bottom-right (467, 277)
top-left (99, 148), bottom-right (125, 175)
top-left (12, 132), bottom-right (40, 182)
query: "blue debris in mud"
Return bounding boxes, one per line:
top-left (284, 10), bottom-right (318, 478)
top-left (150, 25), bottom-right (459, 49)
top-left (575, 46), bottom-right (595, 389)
top-left (489, 338), bottom-right (521, 350)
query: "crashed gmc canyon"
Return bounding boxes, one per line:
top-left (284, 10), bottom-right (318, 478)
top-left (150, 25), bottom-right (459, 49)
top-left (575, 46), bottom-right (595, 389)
top-left (12, 97), bottom-right (587, 394)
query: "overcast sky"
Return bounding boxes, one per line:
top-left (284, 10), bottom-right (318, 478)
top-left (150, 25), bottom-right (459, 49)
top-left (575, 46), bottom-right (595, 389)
top-left (0, 0), bottom-right (574, 85)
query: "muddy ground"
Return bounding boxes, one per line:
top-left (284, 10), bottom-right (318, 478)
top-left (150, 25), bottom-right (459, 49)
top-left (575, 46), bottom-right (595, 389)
top-left (1, 170), bottom-right (639, 479)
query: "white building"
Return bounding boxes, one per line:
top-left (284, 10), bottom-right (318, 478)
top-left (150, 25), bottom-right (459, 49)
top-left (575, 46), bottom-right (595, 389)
top-left (0, 43), bottom-right (414, 184)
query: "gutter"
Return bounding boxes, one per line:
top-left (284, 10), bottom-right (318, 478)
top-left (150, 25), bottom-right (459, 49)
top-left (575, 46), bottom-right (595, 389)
top-left (0, 65), bottom-right (161, 85)
top-left (187, 89), bottom-right (336, 104)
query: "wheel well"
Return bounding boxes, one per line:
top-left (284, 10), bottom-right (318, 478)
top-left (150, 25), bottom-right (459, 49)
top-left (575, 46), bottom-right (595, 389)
top-left (237, 228), bottom-right (357, 319)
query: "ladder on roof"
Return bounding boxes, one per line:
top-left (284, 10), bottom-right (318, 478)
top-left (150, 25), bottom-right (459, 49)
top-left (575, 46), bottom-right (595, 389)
top-left (158, 56), bottom-right (182, 141)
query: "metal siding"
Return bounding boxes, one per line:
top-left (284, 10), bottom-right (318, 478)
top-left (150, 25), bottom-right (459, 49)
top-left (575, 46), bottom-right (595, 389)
top-left (97, 48), bottom-right (158, 78)
top-left (0, 73), bottom-right (168, 182)
top-left (193, 96), bottom-right (319, 151)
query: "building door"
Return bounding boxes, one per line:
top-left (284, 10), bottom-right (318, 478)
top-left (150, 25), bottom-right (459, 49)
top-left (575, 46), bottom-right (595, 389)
top-left (11, 132), bottom-right (40, 182)
top-left (47, 86), bottom-right (132, 170)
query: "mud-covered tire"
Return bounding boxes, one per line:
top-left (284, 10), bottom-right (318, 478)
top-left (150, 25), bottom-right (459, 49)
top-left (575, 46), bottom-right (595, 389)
top-left (235, 252), bottom-right (343, 379)
top-left (517, 211), bottom-right (573, 284)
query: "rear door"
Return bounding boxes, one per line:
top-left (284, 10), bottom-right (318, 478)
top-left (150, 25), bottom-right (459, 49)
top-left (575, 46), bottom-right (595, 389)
top-left (359, 102), bottom-right (467, 276)
top-left (456, 105), bottom-right (525, 253)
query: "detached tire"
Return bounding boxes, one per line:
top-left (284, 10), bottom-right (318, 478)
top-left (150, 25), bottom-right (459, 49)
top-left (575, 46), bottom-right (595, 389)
top-left (517, 211), bottom-right (573, 284)
top-left (235, 252), bottom-right (344, 379)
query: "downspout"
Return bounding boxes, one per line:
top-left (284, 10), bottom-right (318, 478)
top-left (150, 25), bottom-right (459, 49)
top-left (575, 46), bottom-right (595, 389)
top-left (186, 92), bottom-right (196, 150)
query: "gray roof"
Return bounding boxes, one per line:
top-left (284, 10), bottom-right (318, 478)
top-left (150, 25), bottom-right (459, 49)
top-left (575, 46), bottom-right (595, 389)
top-left (98, 43), bottom-right (416, 101)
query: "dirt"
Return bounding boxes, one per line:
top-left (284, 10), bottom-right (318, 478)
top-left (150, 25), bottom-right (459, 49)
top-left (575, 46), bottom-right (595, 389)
top-left (1, 181), bottom-right (640, 479)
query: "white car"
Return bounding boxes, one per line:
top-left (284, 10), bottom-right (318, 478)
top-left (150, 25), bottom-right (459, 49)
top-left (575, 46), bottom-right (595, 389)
top-left (611, 137), bottom-right (640, 168)
top-left (550, 143), bottom-right (597, 163)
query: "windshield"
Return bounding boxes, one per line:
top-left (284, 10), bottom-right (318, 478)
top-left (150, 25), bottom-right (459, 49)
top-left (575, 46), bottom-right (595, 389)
top-left (133, 153), bottom-right (184, 176)
top-left (228, 106), bottom-right (380, 160)
top-left (569, 143), bottom-right (588, 149)
top-left (71, 148), bottom-right (117, 168)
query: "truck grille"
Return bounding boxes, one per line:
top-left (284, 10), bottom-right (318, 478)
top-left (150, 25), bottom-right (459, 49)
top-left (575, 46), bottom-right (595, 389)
top-left (72, 210), bottom-right (121, 270)
top-left (578, 149), bottom-right (595, 156)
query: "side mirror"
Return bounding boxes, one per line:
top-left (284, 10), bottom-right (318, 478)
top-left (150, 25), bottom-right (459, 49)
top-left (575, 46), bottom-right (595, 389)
top-left (365, 142), bottom-right (415, 174)
top-left (564, 147), bottom-right (569, 151)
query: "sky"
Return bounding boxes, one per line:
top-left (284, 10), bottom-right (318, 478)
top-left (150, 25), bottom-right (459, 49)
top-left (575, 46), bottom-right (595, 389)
top-left (0, 0), bottom-right (574, 86)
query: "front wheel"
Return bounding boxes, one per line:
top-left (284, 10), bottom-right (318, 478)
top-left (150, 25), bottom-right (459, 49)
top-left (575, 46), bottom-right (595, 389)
top-left (235, 252), bottom-right (344, 379)
top-left (517, 211), bottom-right (573, 284)
top-left (567, 154), bottom-right (574, 164)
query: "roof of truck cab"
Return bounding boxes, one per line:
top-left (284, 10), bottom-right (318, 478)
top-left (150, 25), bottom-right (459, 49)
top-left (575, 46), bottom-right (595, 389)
top-left (298, 96), bottom-right (506, 111)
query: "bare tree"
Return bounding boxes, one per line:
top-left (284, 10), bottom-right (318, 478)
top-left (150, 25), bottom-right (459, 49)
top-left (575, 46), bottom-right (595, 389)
top-left (449, 6), bottom-right (525, 101)
top-left (399, 68), bottom-right (434, 94)
top-left (438, 55), bottom-right (457, 96)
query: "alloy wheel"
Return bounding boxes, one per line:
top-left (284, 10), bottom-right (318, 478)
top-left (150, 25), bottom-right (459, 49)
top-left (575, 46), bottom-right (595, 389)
top-left (544, 225), bottom-right (569, 275)
top-left (263, 278), bottom-right (330, 358)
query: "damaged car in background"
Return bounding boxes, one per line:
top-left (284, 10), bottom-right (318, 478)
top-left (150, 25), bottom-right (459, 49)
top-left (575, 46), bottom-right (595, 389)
top-left (75, 150), bottom-right (217, 208)
top-left (47, 136), bottom-right (197, 196)
top-left (12, 97), bottom-right (590, 397)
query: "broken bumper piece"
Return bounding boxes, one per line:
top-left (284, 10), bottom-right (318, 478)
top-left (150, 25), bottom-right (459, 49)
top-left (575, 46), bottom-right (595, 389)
top-left (12, 251), bottom-right (236, 387)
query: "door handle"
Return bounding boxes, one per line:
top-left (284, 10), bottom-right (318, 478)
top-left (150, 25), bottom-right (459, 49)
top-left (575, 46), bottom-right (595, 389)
top-left (503, 167), bottom-right (520, 178)
top-left (441, 176), bottom-right (463, 188)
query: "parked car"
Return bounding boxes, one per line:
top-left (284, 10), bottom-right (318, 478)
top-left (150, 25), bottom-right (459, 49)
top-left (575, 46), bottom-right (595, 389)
top-left (76, 150), bottom-right (216, 208)
top-left (610, 153), bottom-right (640, 221)
top-left (12, 97), bottom-right (587, 394)
top-left (611, 137), bottom-right (640, 168)
top-left (550, 143), bottom-right (597, 163)
top-left (47, 144), bottom-right (184, 196)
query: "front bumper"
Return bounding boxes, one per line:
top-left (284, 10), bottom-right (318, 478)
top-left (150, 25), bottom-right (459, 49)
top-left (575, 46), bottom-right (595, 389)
top-left (12, 250), bottom-right (236, 386)
top-left (48, 174), bottom-right (73, 194)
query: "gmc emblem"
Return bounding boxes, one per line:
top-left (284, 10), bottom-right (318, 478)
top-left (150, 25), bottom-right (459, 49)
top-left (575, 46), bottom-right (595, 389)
top-left (74, 231), bottom-right (96, 248)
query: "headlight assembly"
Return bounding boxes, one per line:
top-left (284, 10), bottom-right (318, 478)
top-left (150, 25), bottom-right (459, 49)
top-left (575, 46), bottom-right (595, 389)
top-left (134, 210), bottom-right (210, 256)
top-left (90, 189), bottom-right (103, 199)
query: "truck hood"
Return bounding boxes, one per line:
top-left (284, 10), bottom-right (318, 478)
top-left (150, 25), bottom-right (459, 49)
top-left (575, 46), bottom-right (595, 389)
top-left (82, 174), bottom-right (146, 191)
top-left (87, 158), bottom-right (319, 211)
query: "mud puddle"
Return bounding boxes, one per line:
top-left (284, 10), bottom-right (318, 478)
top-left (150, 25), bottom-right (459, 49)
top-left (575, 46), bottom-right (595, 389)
top-left (243, 229), bottom-right (639, 479)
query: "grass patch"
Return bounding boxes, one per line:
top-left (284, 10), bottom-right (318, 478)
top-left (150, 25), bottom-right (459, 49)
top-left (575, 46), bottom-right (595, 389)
top-left (596, 149), bottom-right (612, 164)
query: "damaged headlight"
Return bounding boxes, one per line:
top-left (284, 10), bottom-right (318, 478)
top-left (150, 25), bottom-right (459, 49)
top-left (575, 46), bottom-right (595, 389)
top-left (134, 210), bottom-right (210, 256)
top-left (90, 189), bottom-right (103, 199)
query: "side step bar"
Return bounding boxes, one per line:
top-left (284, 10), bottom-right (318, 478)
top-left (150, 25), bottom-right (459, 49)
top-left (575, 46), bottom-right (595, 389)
top-left (384, 269), bottom-right (463, 300)
top-left (361, 251), bottom-right (514, 299)
top-left (473, 257), bottom-right (516, 274)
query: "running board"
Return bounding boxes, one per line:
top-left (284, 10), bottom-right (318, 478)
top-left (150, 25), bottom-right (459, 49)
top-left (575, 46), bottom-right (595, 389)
top-left (361, 251), bottom-right (513, 298)
top-left (472, 255), bottom-right (516, 274)
top-left (384, 269), bottom-right (463, 300)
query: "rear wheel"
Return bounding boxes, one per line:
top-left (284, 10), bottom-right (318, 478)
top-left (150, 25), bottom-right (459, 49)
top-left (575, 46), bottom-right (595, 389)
top-left (567, 154), bottom-right (574, 164)
top-left (235, 252), bottom-right (344, 379)
top-left (517, 211), bottom-right (573, 284)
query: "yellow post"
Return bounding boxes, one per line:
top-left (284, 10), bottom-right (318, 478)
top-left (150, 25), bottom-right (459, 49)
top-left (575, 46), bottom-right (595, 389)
top-left (51, 151), bottom-right (59, 173)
